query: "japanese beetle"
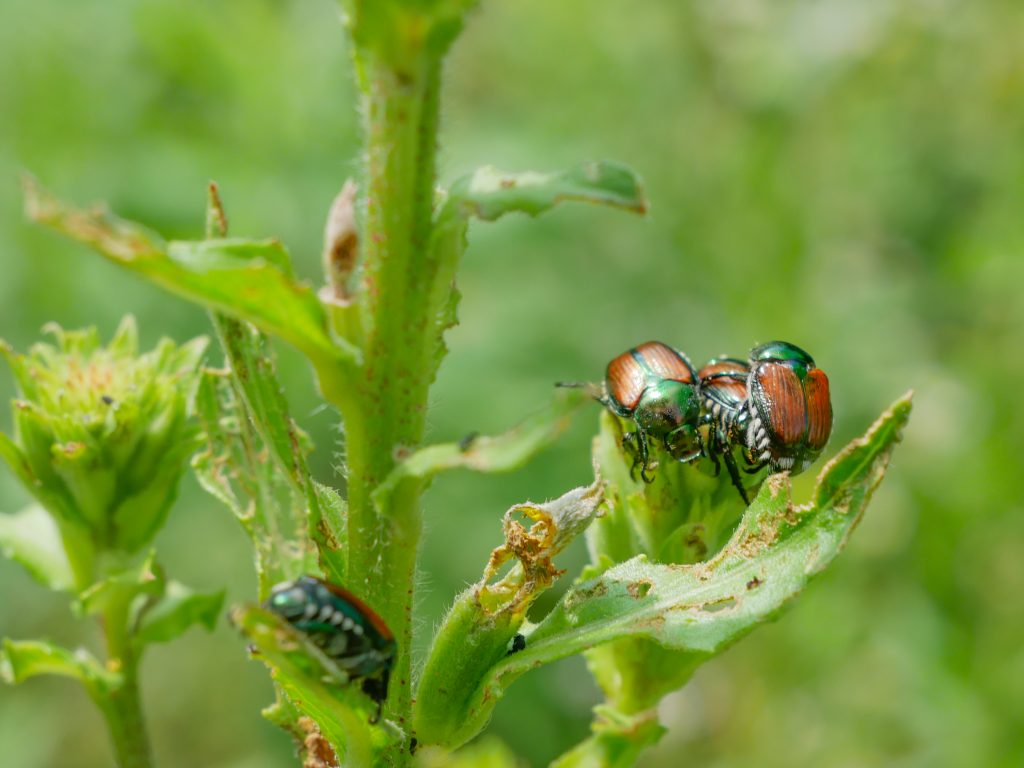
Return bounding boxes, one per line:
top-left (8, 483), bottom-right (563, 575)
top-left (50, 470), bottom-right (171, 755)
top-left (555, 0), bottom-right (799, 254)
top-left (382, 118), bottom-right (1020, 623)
top-left (266, 576), bottom-right (396, 722)
top-left (698, 357), bottom-right (754, 503)
top-left (742, 341), bottom-right (832, 473)
top-left (599, 341), bottom-right (703, 481)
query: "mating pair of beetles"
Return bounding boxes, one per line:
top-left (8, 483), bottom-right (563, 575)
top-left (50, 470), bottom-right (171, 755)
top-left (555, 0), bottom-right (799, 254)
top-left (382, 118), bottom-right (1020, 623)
top-left (566, 340), bottom-right (833, 504)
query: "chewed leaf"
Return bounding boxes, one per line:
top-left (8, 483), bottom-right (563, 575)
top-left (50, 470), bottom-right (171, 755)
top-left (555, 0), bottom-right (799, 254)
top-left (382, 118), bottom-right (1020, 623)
top-left (210, 316), bottom-right (345, 585)
top-left (23, 177), bottom-right (357, 370)
top-left (211, 317), bottom-right (311, 483)
top-left (415, 393), bottom-right (911, 749)
top-left (192, 364), bottom-right (328, 598)
top-left (414, 483), bottom-right (605, 748)
top-left (231, 604), bottom-right (377, 767)
top-left (0, 504), bottom-right (74, 591)
top-left (478, 482), bottom-right (605, 617)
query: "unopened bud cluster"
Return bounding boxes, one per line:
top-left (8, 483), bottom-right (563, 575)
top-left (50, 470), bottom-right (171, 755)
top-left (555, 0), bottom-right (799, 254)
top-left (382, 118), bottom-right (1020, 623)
top-left (1, 317), bottom-right (206, 572)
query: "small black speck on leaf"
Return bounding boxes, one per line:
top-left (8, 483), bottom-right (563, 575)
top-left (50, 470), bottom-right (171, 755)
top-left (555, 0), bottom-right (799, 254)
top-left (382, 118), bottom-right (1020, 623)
top-left (507, 633), bottom-right (526, 655)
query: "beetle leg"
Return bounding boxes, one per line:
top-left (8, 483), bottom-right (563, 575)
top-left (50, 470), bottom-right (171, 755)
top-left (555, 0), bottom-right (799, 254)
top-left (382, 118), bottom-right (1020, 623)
top-left (710, 450), bottom-right (722, 476)
top-left (708, 449), bottom-right (722, 477)
top-left (622, 431), bottom-right (642, 480)
top-left (739, 448), bottom-right (767, 475)
top-left (706, 423), bottom-right (722, 477)
top-left (635, 430), bottom-right (655, 483)
top-left (723, 449), bottom-right (751, 505)
top-left (359, 667), bottom-right (391, 724)
top-left (738, 442), bottom-right (758, 469)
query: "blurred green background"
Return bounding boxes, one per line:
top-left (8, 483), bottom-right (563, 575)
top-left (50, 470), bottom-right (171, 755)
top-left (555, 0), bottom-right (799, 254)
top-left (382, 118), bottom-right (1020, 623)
top-left (1, 0), bottom-right (1022, 765)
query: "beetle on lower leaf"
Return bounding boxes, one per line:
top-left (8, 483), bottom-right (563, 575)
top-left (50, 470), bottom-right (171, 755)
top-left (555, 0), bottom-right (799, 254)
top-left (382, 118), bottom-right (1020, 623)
top-left (266, 576), bottom-right (397, 723)
top-left (561, 341), bottom-right (704, 482)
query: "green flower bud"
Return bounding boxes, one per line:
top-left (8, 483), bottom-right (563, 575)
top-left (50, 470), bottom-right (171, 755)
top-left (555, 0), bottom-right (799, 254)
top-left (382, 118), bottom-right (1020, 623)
top-left (0, 317), bottom-right (206, 566)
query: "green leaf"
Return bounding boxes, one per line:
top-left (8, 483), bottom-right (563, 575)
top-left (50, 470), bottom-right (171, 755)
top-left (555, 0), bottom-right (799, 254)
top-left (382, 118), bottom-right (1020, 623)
top-left (0, 432), bottom-right (36, 495)
top-left (416, 393), bottom-right (911, 749)
top-left (76, 550), bottom-right (164, 618)
top-left (135, 581), bottom-right (225, 646)
top-left (310, 482), bottom-right (347, 587)
top-left (0, 504), bottom-right (74, 591)
top-left (422, 161), bottom-right (645, 378)
top-left (23, 178), bottom-right (357, 371)
top-left (0, 432), bottom-right (79, 527)
top-left (373, 388), bottom-right (588, 513)
top-left (1, 638), bottom-right (111, 695)
top-left (230, 604), bottom-right (381, 767)
top-left (170, 238), bottom-right (294, 275)
top-left (445, 162), bottom-right (647, 221)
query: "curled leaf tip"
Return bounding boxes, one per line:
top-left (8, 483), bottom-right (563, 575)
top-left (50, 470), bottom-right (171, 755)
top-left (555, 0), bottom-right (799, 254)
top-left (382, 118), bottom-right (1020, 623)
top-left (477, 483), bottom-right (605, 617)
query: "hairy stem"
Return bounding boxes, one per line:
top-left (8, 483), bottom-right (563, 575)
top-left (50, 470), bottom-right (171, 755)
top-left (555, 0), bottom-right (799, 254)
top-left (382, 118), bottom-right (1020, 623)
top-left (341, 41), bottom-right (444, 760)
top-left (102, 663), bottom-right (152, 768)
top-left (100, 595), bottom-right (152, 768)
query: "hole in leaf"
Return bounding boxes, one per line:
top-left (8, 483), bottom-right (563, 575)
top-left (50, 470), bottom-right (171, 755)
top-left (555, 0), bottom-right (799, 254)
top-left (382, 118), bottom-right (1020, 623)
top-left (627, 579), bottom-right (653, 599)
top-left (701, 596), bottom-right (738, 613)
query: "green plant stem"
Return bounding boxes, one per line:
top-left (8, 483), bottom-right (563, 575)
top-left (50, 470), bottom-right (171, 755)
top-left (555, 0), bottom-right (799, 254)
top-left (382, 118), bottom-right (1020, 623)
top-left (342, 45), bottom-right (443, 755)
top-left (56, 519), bottom-right (97, 593)
top-left (100, 592), bottom-right (153, 768)
top-left (102, 662), bottom-right (151, 768)
top-left (550, 705), bottom-right (665, 768)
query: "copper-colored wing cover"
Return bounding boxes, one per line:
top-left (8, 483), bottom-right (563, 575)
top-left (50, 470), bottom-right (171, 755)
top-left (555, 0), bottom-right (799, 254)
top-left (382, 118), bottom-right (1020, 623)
top-left (606, 350), bottom-right (648, 410)
top-left (699, 359), bottom-right (749, 405)
top-left (804, 368), bottom-right (833, 450)
top-left (752, 363), bottom-right (807, 446)
top-left (634, 341), bottom-right (695, 384)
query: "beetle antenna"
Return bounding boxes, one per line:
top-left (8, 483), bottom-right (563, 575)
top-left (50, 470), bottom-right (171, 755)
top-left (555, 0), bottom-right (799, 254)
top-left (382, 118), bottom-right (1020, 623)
top-left (556, 380), bottom-right (603, 400)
